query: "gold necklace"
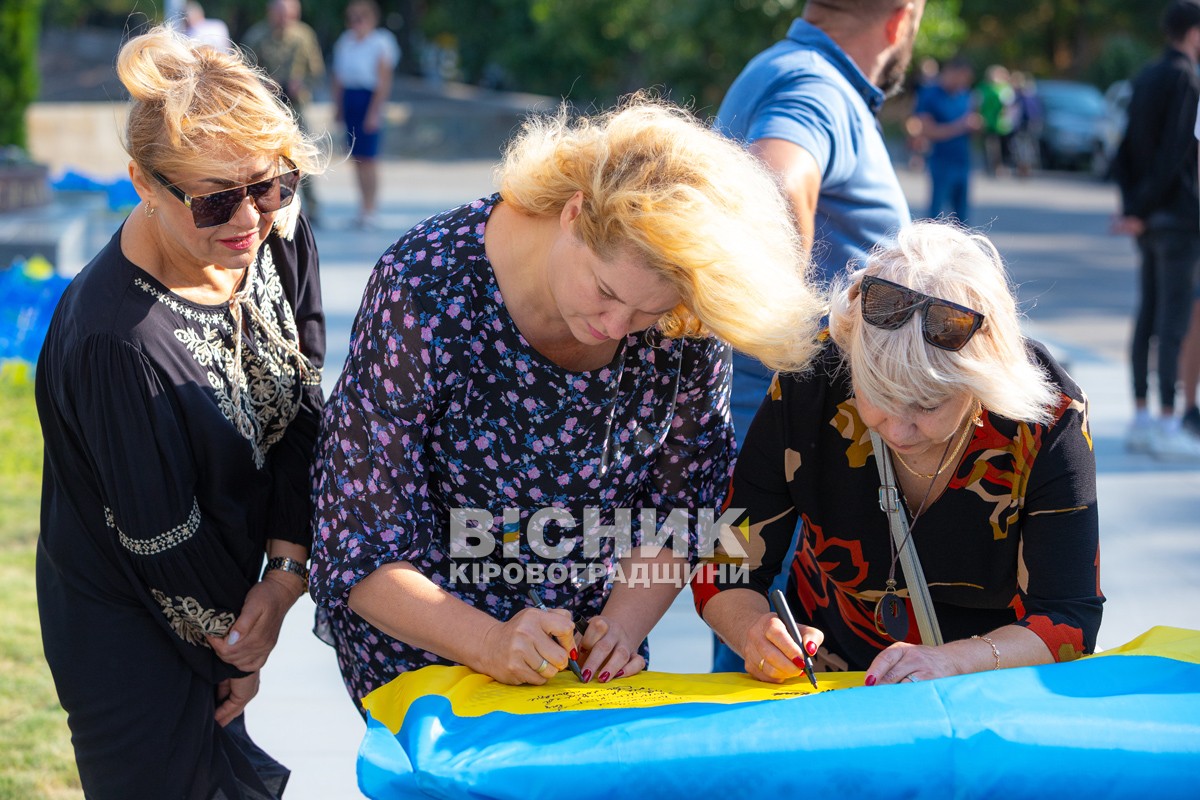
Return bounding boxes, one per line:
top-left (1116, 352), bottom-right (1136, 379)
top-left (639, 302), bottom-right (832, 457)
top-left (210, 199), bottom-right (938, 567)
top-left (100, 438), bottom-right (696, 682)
top-left (892, 404), bottom-right (980, 480)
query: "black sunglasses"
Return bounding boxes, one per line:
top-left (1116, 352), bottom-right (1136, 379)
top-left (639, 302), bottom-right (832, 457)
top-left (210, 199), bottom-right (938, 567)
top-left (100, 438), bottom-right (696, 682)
top-left (152, 159), bottom-right (300, 229)
top-left (859, 274), bottom-right (985, 351)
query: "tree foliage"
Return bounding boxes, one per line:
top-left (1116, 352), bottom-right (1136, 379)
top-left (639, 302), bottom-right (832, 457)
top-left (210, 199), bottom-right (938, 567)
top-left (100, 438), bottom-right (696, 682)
top-left (958, 0), bottom-right (1163, 87)
top-left (425, 0), bottom-right (774, 107)
top-left (423, 0), bottom-right (971, 108)
top-left (0, 0), bottom-right (42, 149)
top-left (30, 0), bottom-right (1167, 115)
top-left (420, 0), bottom-right (1170, 104)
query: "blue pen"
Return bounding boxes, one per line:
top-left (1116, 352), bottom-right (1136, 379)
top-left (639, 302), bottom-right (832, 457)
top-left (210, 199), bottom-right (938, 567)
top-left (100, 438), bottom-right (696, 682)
top-left (526, 589), bottom-right (584, 681)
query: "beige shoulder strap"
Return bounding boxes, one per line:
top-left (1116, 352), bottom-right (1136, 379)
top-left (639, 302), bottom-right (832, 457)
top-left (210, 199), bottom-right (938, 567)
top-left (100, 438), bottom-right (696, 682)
top-left (869, 429), bottom-right (945, 646)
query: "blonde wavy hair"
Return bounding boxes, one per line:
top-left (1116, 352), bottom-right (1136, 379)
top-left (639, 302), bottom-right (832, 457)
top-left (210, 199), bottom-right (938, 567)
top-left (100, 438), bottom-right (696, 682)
top-left (117, 25), bottom-right (327, 238)
top-left (496, 94), bottom-right (825, 373)
top-left (828, 220), bottom-right (1058, 424)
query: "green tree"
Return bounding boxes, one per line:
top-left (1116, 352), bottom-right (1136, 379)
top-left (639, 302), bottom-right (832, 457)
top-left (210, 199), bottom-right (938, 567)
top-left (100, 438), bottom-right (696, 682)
top-left (959, 0), bottom-right (1163, 85)
top-left (424, 0), bottom-right (968, 110)
top-left (914, 0), bottom-right (967, 64)
top-left (0, 0), bottom-right (42, 149)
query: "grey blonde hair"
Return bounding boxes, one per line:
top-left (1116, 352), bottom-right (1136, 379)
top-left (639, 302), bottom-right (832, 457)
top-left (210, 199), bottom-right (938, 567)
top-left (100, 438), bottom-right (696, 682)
top-left (497, 94), bottom-right (825, 373)
top-left (828, 220), bottom-right (1058, 424)
top-left (117, 25), bottom-right (327, 238)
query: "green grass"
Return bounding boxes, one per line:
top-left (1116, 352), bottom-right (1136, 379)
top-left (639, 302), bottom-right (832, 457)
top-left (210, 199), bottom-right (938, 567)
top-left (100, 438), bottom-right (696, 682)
top-left (0, 374), bottom-right (82, 799)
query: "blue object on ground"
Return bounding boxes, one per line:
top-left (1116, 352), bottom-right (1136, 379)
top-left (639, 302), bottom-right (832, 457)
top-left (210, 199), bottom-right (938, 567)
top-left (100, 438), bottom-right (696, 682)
top-left (0, 255), bottom-right (70, 367)
top-left (52, 170), bottom-right (139, 212)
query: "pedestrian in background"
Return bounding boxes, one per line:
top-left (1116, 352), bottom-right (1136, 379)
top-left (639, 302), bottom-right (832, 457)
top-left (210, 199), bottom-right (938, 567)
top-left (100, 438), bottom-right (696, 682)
top-left (914, 56), bottom-right (980, 225)
top-left (1112, 0), bottom-right (1200, 460)
top-left (711, 0), bottom-right (927, 672)
top-left (1010, 71), bottom-right (1043, 178)
top-left (181, 2), bottom-right (233, 53)
top-left (977, 64), bottom-right (1016, 177)
top-left (905, 56), bottom-right (941, 171)
top-left (1180, 92), bottom-right (1200, 438)
top-left (243, 0), bottom-right (327, 225)
top-left (332, 0), bottom-right (400, 230)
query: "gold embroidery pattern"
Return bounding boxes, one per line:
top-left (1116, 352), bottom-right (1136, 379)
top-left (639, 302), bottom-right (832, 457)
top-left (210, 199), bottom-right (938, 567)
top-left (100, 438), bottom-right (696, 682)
top-left (105, 500), bottom-right (201, 555)
top-left (150, 588), bottom-right (234, 647)
top-left (137, 247), bottom-right (319, 468)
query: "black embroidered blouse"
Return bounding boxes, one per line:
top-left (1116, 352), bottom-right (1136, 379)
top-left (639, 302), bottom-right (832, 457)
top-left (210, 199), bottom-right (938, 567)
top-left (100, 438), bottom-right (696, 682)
top-left (36, 217), bottom-right (324, 685)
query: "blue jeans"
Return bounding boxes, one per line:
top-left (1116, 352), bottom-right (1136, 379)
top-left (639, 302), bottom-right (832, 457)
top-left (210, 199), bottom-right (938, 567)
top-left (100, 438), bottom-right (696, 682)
top-left (1131, 229), bottom-right (1200, 410)
top-left (711, 353), bottom-right (802, 672)
top-left (927, 159), bottom-right (970, 225)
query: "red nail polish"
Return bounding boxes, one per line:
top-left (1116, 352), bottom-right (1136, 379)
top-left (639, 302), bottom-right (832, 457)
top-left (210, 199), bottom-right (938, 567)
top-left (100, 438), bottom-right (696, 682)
top-left (598, 671), bottom-right (610, 683)
top-left (570, 648), bottom-right (578, 661)
top-left (614, 669), bottom-right (624, 679)
top-left (806, 640), bottom-right (818, 656)
top-left (792, 656), bottom-right (805, 669)
top-left (581, 669), bottom-right (592, 683)
top-left (865, 674), bottom-right (877, 687)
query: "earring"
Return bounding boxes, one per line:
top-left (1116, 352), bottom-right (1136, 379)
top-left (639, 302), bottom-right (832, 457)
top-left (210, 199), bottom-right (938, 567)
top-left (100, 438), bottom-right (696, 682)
top-left (145, 204), bottom-right (156, 218)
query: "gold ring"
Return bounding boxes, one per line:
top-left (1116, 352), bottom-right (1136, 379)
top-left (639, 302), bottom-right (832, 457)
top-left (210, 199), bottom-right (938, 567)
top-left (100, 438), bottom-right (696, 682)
top-left (535, 658), bottom-right (550, 674)
top-left (757, 657), bottom-right (765, 671)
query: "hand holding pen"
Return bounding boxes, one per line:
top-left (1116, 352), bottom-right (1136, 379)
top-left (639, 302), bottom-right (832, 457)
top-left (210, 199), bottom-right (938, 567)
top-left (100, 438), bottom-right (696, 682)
top-left (772, 587), bottom-right (820, 690)
top-left (526, 589), bottom-right (584, 681)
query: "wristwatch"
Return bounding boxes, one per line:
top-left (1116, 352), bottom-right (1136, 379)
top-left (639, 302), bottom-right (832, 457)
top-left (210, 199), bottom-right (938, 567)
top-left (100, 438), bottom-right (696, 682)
top-left (263, 556), bottom-right (310, 584)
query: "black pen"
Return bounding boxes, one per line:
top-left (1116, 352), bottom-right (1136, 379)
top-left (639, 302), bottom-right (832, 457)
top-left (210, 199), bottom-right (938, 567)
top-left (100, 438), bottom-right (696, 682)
top-left (770, 589), bottom-right (819, 689)
top-left (526, 589), bottom-right (584, 681)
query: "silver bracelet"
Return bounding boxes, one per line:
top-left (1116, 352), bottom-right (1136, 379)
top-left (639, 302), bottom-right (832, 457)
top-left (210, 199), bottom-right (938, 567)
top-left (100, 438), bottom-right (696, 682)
top-left (972, 634), bottom-right (1001, 670)
top-left (263, 556), bottom-right (309, 584)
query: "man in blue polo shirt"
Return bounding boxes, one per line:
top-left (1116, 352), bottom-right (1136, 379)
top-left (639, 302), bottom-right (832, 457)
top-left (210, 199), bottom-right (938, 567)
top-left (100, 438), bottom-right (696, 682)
top-left (710, 0), bottom-right (925, 672)
top-left (717, 0), bottom-right (923, 284)
top-left (914, 56), bottom-right (979, 225)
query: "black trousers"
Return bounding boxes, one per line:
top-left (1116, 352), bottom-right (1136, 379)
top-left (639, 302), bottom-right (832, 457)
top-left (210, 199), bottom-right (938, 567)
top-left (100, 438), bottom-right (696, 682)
top-left (1131, 229), bottom-right (1200, 410)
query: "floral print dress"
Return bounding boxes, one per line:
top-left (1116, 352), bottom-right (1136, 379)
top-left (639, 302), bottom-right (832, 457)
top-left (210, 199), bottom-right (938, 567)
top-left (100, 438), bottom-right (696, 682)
top-left (310, 196), bottom-right (735, 703)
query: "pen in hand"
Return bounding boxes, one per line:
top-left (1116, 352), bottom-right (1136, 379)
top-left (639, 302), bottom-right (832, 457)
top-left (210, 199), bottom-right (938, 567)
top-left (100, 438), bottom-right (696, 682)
top-left (526, 589), bottom-right (584, 681)
top-left (770, 589), bottom-right (819, 690)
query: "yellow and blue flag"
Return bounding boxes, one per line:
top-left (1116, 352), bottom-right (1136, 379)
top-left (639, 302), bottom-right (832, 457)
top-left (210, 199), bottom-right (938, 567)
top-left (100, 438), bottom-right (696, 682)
top-left (359, 627), bottom-right (1200, 799)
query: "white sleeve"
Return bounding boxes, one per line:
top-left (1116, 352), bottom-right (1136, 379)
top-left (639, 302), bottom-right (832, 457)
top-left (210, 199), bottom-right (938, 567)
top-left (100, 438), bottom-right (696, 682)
top-left (368, 31), bottom-right (399, 69)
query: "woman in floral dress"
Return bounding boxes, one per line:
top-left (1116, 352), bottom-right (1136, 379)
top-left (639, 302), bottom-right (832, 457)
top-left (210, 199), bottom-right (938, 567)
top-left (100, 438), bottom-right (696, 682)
top-left (310, 97), bottom-right (826, 706)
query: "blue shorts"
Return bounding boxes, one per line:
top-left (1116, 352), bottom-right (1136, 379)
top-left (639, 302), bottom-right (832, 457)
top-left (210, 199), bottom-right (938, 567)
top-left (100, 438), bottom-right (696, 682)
top-left (343, 87), bottom-right (382, 159)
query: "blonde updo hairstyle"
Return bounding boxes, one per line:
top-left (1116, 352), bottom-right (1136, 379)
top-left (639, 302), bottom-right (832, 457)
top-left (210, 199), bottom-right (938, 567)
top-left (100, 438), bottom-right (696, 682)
top-left (117, 25), bottom-right (326, 237)
top-left (497, 94), bottom-right (825, 373)
top-left (828, 220), bottom-right (1058, 424)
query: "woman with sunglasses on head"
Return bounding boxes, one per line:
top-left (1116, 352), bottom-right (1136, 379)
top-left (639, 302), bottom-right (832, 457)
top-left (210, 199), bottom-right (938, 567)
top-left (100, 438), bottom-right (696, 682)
top-left (695, 220), bottom-right (1103, 685)
top-left (36, 25), bottom-right (325, 798)
top-left (308, 95), bottom-right (825, 708)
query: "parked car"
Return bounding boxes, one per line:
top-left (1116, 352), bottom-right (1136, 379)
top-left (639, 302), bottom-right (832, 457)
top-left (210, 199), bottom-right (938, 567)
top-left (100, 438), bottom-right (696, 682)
top-left (1036, 79), bottom-right (1116, 176)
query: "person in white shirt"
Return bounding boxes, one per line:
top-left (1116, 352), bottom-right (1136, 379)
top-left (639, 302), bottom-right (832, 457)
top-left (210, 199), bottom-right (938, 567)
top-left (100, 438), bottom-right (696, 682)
top-left (332, 0), bottom-right (400, 229)
top-left (181, 2), bottom-right (233, 53)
